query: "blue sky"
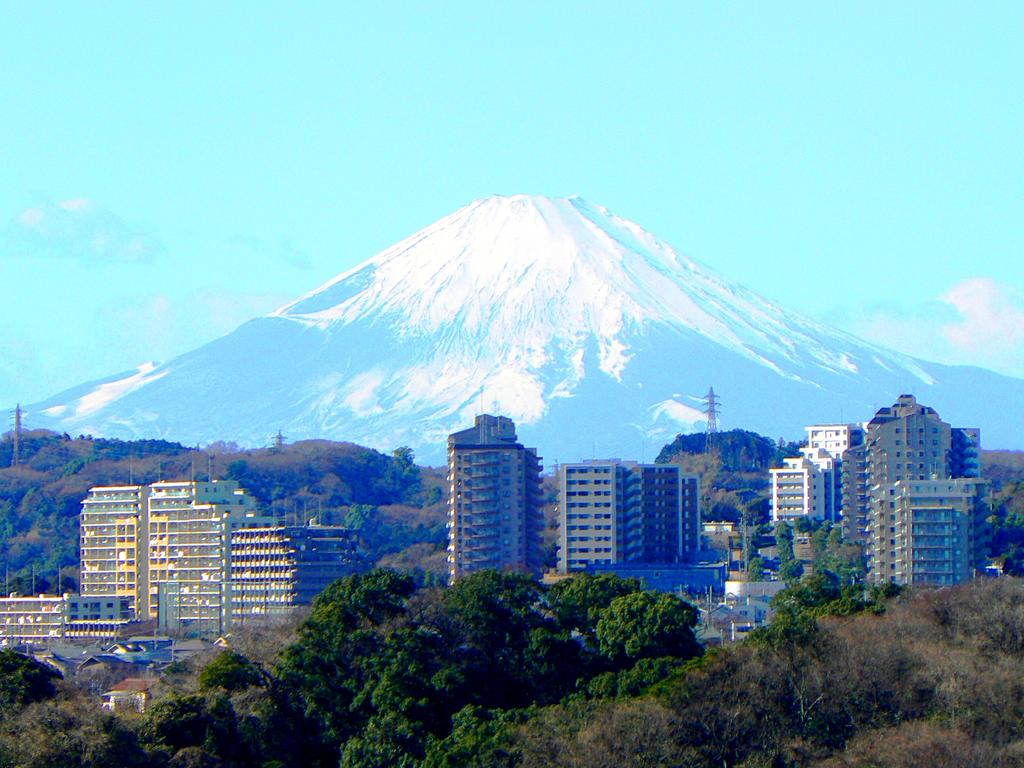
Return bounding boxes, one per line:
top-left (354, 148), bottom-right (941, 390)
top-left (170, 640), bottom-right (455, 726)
top-left (2, 3), bottom-right (1022, 409)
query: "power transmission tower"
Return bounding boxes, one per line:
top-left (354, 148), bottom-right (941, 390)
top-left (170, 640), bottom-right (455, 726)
top-left (10, 405), bottom-right (22, 467)
top-left (703, 387), bottom-right (719, 454)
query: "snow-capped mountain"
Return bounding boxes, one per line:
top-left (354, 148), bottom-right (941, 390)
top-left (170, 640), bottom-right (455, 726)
top-left (27, 195), bottom-right (1024, 462)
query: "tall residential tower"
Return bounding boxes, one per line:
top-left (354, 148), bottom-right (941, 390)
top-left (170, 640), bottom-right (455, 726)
top-left (842, 395), bottom-right (985, 586)
top-left (446, 415), bottom-right (543, 581)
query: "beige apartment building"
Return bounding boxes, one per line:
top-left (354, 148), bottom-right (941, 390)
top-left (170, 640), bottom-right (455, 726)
top-left (80, 480), bottom-right (361, 636)
top-left (81, 480), bottom-right (269, 634)
top-left (557, 460), bottom-right (700, 573)
top-left (892, 479), bottom-right (987, 586)
top-left (80, 485), bottom-right (149, 617)
top-left (840, 395), bottom-right (983, 585)
top-left (147, 480), bottom-right (269, 634)
top-left (447, 415), bottom-right (543, 581)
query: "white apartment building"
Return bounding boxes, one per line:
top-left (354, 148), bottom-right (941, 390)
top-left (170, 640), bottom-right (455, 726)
top-left (805, 423), bottom-right (864, 457)
top-left (770, 456), bottom-right (827, 523)
top-left (0, 595), bottom-right (66, 646)
top-left (0, 594), bottom-right (132, 646)
top-left (228, 524), bottom-right (361, 624)
top-left (770, 423), bottom-right (864, 524)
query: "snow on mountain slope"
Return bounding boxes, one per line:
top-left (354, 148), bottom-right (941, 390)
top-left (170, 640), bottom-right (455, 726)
top-left (26, 195), bottom-right (1024, 461)
top-left (275, 195), bottom-right (903, 380)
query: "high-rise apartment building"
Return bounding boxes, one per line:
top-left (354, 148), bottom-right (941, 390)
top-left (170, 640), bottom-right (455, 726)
top-left (80, 485), bottom-right (149, 617)
top-left (891, 479), bottom-right (987, 586)
top-left (806, 424), bottom-right (865, 458)
top-left (841, 395), bottom-right (984, 585)
top-left (557, 460), bottom-right (700, 573)
top-left (147, 480), bottom-right (269, 633)
top-left (446, 415), bottom-right (543, 581)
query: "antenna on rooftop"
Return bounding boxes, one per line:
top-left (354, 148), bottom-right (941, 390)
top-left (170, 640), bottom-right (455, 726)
top-left (10, 405), bottom-right (22, 467)
top-left (703, 387), bottom-right (720, 455)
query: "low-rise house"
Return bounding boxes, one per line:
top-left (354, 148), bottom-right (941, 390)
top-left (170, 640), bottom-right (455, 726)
top-left (101, 677), bottom-right (154, 712)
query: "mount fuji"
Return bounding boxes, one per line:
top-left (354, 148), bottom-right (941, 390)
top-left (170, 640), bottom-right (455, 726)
top-left (27, 195), bottom-right (1024, 463)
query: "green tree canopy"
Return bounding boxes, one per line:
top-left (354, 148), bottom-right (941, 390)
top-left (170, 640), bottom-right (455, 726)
top-left (596, 592), bottom-right (700, 663)
top-left (546, 573), bottom-right (642, 643)
top-left (0, 650), bottom-right (60, 710)
top-left (198, 650), bottom-right (263, 693)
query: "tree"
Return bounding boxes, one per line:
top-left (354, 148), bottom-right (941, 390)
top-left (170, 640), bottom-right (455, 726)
top-left (779, 559), bottom-right (804, 583)
top-left (392, 447), bottom-right (416, 472)
top-left (198, 650), bottom-right (263, 693)
top-left (746, 556), bottom-right (766, 581)
top-left (144, 694), bottom-right (241, 763)
top-left (775, 522), bottom-right (794, 559)
top-left (0, 649), bottom-right (60, 710)
top-left (421, 705), bottom-right (521, 768)
top-left (301, 568), bottom-right (415, 636)
top-left (442, 570), bottom-right (543, 652)
top-left (596, 592), bottom-right (701, 663)
top-left (546, 573), bottom-right (642, 643)
top-left (0, 698), bottom-right (150, 768)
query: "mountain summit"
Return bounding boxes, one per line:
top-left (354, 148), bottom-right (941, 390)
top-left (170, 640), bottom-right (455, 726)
top-left (28, 195), bottom-right (1024, 460)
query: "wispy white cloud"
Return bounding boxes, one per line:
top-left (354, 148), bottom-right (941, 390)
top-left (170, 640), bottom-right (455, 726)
top-left (829, 277), bottom-right (1024, 379)
top-left (940, 277), bottom-right (1024, 354)
top-left (3, 198), bottom-right (164, 263)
